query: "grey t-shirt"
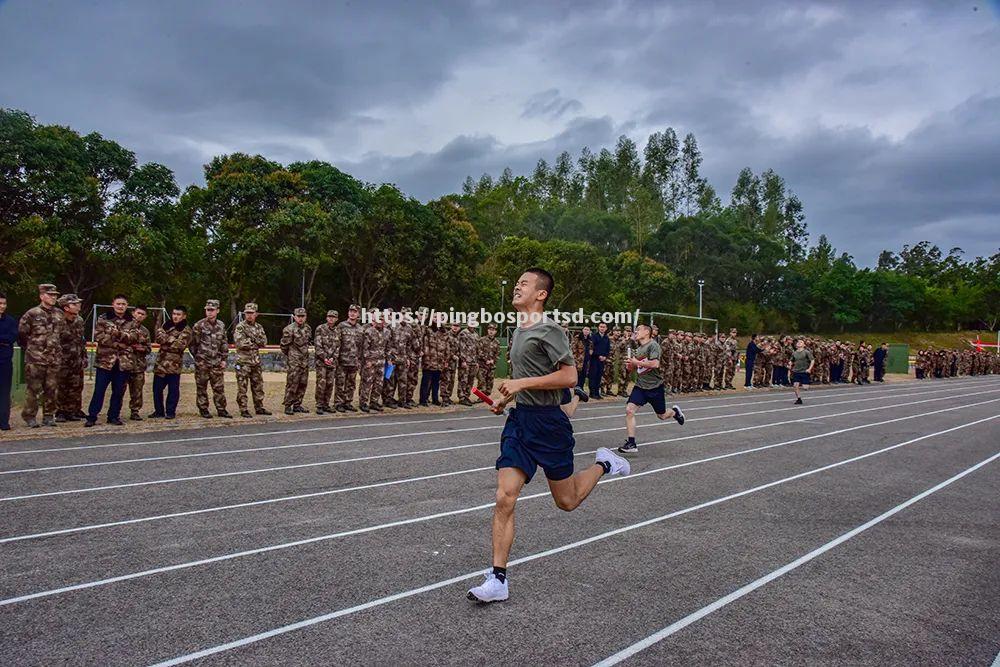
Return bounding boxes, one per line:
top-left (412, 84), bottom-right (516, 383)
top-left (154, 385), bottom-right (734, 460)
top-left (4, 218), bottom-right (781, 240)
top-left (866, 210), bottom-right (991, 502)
top-left (509, 318), bottom-right (575, 406)
top-left (632, 339), bottom-right (663, 390)
top-left (792, 348), bottom-right (814, 373)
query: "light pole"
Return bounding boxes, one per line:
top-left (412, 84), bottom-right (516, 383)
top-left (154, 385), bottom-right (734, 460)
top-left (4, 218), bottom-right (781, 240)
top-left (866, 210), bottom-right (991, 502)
top-left (500, 279), bottom-right (508, 315)
top-left (697, 280), bottom-right (705, 319)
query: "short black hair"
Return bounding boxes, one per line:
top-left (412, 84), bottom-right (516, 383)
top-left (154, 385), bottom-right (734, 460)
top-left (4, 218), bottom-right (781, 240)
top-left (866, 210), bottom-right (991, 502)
top-left (133, 304), bottom-right (148, 312)
top-left (524, 267), bottom-right (554, 303)
top-left (112, 293), bottom-right (128, 302)
top-left (0, 291), bottom-right (6, 300)
top-left (751, 333), bottom-right (758, 340)
top-left (173, 305), bottom-right (188, 314)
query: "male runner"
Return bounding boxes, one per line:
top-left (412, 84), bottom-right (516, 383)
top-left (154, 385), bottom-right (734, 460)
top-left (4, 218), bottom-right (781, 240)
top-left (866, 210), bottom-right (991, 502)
top-left (617, 324), bottom-right (684, 456)
top-left (790, 338), bottom-right (814, 404)
top-left (467, 268), bottom-right (630, 603)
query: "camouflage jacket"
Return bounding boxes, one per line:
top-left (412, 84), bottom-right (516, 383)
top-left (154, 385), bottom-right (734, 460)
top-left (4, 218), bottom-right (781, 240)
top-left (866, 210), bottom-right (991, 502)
top-left (458, 329), bottom-right (479, 366)
top-left (409, 324), bottom-right (424, 362)
top-left (333, 320), bottom-right (364, 367)
top-left (444, 331), bottom-right (460, 369)
top-left (154, 321), bottom-right (192, 375)
top-left (391, 323), bottom-right (413, 364)
top-left (59, 314), bottom-right (88, 370)
top-left (313, 323), bottom-right (338, 364)
top-left (18, 304), bottom-right (62, 366)
top-left (478, 335), bottom-right (499, 369)
top-left (93, 313), bottom-right (135, 371)
top-left (233, 320), bottom-right (268, 366)
top-left (280, 322), bottom-right (312, 364)
top-left (190, 317), bottom-right (229, 366)
top-left (362, 325), bottom-right (390, 362)
top-left (422, 328), bottom-right (450, 370)
top-left (119, 321), bottom-right (152, 373)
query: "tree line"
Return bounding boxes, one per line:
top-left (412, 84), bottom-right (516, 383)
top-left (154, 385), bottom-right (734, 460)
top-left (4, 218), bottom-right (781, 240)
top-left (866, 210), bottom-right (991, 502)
top-left (1, 108), bottom-right (996, 334)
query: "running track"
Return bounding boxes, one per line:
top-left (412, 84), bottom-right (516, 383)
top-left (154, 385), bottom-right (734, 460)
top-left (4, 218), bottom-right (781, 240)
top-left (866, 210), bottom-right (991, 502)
top-left (1, 377), bottom-right (998, 666)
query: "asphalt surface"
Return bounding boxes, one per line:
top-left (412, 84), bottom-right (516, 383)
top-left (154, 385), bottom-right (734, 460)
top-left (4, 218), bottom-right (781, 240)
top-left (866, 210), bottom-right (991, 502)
top-left (1, 376), bottom-right (998, 666)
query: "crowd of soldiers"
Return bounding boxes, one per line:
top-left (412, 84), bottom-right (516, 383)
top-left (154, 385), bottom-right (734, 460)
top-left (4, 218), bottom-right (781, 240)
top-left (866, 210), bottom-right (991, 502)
top-left (569, 324), bottom-right (741, 397)
top-left (9, 284), bottom-right (503, 429)
top-left (914, 347), bottom-right (999, 379)
top-left (7, 283), bottom-right (998, 431)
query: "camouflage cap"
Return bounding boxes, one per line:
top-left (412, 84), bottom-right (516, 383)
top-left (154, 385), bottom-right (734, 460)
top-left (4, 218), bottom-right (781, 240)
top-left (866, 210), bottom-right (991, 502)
top-left (38, 283), bottom-right (59, 295)
top-left (57, 293), bottom-right (82, 306)
top-left (348, 303), bottom-right (361, 311)
top-left (205, 299), bottom-right (220, 310)
top-left (326, 309), bottom-right (339, 318)
top-left (400, 306), bottom-right (411, 313)
top-left (293, 307), bottom-right (307, 316)
top-left (243, 302), bottom-right (258, 313)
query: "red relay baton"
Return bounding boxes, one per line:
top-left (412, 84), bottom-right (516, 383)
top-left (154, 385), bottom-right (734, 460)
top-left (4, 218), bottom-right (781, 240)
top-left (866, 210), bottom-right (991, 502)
top-left (473, 387), bottom-right (509, 415)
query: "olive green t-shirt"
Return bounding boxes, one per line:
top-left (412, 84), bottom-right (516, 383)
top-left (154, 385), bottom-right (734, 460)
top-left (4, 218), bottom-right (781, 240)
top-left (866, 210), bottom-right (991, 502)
top-left (509, 318), bottom-right (575, 406)
top-left (633, 339), bottom-right (663, 389)
top-left (792, 348), bottom-right (814, 373)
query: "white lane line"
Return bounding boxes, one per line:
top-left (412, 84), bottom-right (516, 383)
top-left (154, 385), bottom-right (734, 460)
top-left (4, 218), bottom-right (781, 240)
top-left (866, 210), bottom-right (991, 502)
top-left (1, 376), bottom-right (985, 458)
top-left (1, 382), bottom-right (988, 502)
top-left (992, 649), bottom-right (1000, 667)
top-left (592, 450), bottom-right (1000, 666)
top-left (145, 413), bottom-right (1000, 667)
top-left (4, 379), bottom-right (977, 473)
top-left (3, 388), bottom-right (996, 543)
top-left (5, 397), bottom-right (997, 607)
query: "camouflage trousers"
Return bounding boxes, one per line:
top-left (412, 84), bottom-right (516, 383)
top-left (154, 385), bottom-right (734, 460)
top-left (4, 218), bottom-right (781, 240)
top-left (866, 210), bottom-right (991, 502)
top-left (359, 359), bottom-right (385, 408)
top-left (336, 365), bottom-right (359, 408)
top-left (723, 357), bottom-right (736, 387)
top-left (440, 367), bottom-right (456, 405)
top-left (284, 362), bottom-right (309, 408)
top-left (23, 362), bottom-right (59, 421)
top-left (601, 359), bottom-right (615, 395)
top-left (858, 361), bottom-right (869, 382)
top-left (458, 362), bottom-right (478, 403)
top-left (237, 363), bottom-right (265, 412)
top-left (382, 358), bottom-right (408, 406)
top-left (476, 364), bottom-right (496, 397)
top-left (618, 358), bottom-right (631, 395)
top-left (128, 371), bottom-right (145, 414)
top-left (314, 363), bottom-right (336, 410)
top-left (195, 364), bottom-right (227, 412)
top-left (58, 364), bottom-right (85, 416)
top-left (392, 358), bottom-right (412, 405)
top-left (405, 357), bottom-right (420, 403)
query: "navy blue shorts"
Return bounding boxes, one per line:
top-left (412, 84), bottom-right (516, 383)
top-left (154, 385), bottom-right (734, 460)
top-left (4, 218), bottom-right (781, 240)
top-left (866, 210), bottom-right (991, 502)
top-left (628, 384), bottom-right (667, 415)
top-left (496, 405), bottom-right (575, 482)
top-left (792, 371), bottom-right (811, 385)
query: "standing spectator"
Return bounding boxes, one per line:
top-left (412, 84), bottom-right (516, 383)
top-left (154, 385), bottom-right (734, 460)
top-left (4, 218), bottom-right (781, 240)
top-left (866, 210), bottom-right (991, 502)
top-left (873, 342), bottom-right (888, 382)
top-left (744, 333), bottom-right (761, 390)
top-left (151, 306), bottom-right (192, 420)
top-left (588, 322), bottom-right (610, 399)
top-left (86, 294), bottom-right (133, 427)
top-left (0, 292), bottom-right (16, 431)
top-left (56, 293), bottom-right (87, 422)
top-left (122, 305), bottom-right (152, 421)
top-left (572, 326), bottom-right (591, 388)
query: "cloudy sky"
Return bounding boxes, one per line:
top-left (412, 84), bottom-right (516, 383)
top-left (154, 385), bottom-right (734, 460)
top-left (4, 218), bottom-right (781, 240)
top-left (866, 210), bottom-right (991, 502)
top-left (2, 0), bottom-right (998, 264)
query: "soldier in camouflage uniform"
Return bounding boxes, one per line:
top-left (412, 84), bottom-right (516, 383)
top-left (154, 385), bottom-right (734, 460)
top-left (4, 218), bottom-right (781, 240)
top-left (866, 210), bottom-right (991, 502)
top-left (281, 307), bottom-right (312, 414)
top-left (152, 306), bottom-right (192, 419)
top-left (404, 308), bottom-right (427, 408)
top-left (190, 299), bottom-right (232, 418)
top-left (313, 309), bottom-right (338, 414)
top-left (476, 323), bottom-right (500, 398)
top-left (233, 303), bottom-right (270, 418)
top-left (457, 321), bottom-right (480, 406)
top-left (722, 328), bottom-right (738, 389)
top-left (572, 326), bottom-right (590, 388)
top-left (359, 317), bottom-right (390, 412)
top-left (419, 316), bottom-right (447, 405)
top-left (438, 323), bottom-right (460, 406)
top-left (56, 293), bottom-right (87, 422)
top-left (18, 284), bottom-right (62, 427)
top-left (391, 307), bottom-right (416, 409)
top-left (333, 304), bottom-right (364, 412)
top-left (85, 293), bottom-right (135, 427)
top-left (121, 305), bottom-right (152, 421)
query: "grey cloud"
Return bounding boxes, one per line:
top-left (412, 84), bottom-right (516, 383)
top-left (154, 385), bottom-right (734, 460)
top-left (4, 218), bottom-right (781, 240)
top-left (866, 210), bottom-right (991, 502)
top-left (521, 89), bottom-right (584, 120)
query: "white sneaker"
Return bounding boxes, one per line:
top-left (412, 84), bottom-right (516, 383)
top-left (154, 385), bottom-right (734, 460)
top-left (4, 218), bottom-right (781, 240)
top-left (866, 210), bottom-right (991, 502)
top-left (467, 572), bottom-right (509, 602)
top-left (672, 404), bottom-right (685, 425)
top-left (596, 447), bottom-right (631, 476)
top-left (744, 386), bottom-right (754, 390)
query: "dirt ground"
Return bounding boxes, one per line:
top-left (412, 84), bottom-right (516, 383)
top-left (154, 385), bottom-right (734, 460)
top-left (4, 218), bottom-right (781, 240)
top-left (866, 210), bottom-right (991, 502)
top-left (2, 371), bottom-right (914, 441)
